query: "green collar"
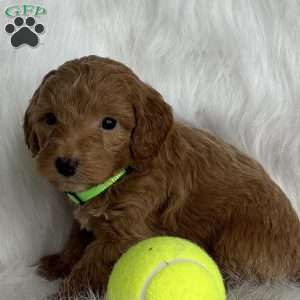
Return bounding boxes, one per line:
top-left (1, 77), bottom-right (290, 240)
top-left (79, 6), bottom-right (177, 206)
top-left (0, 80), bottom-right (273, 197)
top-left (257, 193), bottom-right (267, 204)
top-left (65, 168), bottom-right (129, 205)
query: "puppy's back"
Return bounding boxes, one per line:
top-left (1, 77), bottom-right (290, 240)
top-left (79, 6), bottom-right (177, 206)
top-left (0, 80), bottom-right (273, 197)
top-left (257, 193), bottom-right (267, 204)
top-left (158, 123), bottom-right (300, 282)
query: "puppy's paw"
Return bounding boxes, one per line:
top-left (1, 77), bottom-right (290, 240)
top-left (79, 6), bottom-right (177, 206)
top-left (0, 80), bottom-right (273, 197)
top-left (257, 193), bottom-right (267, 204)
top-left (57, 261), bottom-right (104, 298)
top-left (38, 254), bottom-right (71, 281)
top-left (58, 271), bottom-right (91, 299)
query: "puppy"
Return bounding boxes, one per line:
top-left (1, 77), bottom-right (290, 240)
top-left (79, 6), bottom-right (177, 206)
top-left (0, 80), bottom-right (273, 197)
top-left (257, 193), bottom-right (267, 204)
top-left (24, 55), bottom-right (300, 297)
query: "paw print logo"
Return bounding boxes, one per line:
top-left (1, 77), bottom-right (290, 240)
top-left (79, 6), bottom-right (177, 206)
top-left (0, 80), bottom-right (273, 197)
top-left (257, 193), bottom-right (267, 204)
top-left (5, 16), bottom-right (44, 48)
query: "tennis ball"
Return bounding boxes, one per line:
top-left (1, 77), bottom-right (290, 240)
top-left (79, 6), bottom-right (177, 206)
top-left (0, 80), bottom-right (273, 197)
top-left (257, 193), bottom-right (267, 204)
top-left (106, 236), bottom-right (226, 300)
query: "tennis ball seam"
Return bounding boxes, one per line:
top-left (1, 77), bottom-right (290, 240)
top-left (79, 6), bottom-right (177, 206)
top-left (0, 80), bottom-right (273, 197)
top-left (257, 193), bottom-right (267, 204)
top-left (140, 258), bottom-right (215, 300)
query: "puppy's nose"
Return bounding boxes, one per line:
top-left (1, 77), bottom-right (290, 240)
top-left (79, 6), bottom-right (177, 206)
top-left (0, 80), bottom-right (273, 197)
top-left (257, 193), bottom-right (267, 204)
top-left (55, 157), bottom-right (79, 177)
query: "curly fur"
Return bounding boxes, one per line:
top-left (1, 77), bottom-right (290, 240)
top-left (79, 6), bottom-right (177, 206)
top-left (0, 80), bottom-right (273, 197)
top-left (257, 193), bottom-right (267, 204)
top-left (23, 55), bottom-right (300, 298)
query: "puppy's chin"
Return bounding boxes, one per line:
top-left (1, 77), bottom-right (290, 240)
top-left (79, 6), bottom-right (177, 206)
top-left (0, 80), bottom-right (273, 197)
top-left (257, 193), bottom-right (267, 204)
top-left (50, 180), bottom-right (90, 193)
top-left (49, 175), bottom-right (114, 193)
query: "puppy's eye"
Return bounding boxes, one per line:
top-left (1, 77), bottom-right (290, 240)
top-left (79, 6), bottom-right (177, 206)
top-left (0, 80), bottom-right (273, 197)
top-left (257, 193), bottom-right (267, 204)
top-left (44, 113), bottom-right (57, 125)
top-left (102, 117), bottom-right (117, 130)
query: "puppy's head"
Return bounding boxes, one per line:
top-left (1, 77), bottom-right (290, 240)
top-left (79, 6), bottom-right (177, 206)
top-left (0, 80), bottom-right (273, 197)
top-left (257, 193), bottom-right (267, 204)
top-left (24, 56), bottom-right (173, 192)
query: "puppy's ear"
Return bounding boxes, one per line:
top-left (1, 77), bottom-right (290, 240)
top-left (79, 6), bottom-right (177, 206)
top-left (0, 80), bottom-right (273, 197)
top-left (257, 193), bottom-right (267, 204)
top-left (131, 82), bottom-right (173, 165)
top-left (23, 70), bottom-right (56, 157)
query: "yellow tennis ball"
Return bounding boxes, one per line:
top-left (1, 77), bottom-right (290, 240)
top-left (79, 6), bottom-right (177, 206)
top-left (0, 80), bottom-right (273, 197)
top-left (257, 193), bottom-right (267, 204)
top-left (106, 236), bottom-right (226, 300)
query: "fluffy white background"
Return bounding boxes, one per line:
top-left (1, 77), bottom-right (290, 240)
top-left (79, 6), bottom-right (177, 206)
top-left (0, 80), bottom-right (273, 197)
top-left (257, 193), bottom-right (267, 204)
top-left (0, 0), bottom-right (299, 299)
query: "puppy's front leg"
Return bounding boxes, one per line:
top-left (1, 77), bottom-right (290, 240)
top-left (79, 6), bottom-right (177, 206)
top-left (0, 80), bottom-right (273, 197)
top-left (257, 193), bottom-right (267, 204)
top-left (59, 194), bottom-right (160, 297)
top-left (38, 220), bottom-right (94, 280)
top-left (56, 240), bottom-right (110, 298)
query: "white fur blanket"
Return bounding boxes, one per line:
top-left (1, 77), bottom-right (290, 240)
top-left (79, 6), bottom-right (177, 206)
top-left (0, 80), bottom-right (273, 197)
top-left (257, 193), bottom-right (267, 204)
top-left (0, 1), bottom-right (299, 299)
